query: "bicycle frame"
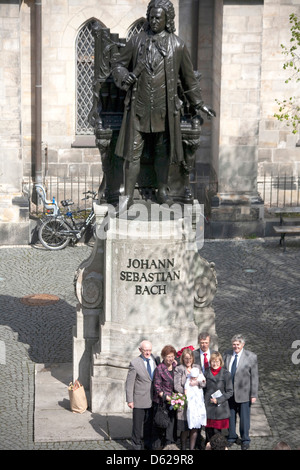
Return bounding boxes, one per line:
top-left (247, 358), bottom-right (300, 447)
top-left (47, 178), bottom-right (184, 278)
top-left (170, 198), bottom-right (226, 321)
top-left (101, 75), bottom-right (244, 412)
top-left (46, 208), bottom-right (95, 241)
top-left (38, 187), bottom-right (97, 248)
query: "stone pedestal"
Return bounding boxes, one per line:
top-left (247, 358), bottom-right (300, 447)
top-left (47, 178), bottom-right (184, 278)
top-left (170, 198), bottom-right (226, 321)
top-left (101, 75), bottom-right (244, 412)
top-left (0, 193), bottom-right (30, 245)
top-left (207, 192), bottom-right (265, 239)
top-left (73, 201), bottom-right (217, 414)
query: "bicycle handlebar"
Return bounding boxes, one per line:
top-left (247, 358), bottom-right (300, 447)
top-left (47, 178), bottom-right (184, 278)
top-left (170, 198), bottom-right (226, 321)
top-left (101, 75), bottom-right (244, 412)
top-left (61, 191), bottom-right (97, 206)
top-left (82, 190), bottom-right (97, 196)
top-left (82, 190), bottom-right (97, 200)
top-left (61, 199), bottom-right (74, 207)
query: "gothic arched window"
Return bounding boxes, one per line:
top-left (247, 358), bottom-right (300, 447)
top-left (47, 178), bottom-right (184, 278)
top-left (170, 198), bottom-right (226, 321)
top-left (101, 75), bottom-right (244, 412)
top-left (75, 19), bottom-right (145, 135)
top-left (75, 20), bottom-right (97, 135)
top-left (126, 18), bottom-right (146, 41)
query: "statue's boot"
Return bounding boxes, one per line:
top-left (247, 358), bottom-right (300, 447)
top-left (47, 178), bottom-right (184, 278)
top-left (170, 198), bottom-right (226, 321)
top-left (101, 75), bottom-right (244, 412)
top-left (155, 156), bottom-right (173, 205)
top-left (115, 195), bottom-right (133, 216)
top-left (156, 184), bottom-right (173, 205)
top-left (115, 160), bottom-right (140, 216)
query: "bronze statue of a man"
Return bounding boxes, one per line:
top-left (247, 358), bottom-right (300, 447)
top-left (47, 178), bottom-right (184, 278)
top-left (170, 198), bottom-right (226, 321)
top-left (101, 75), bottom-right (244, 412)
top-left (112, 0), bottom-right (214, 212)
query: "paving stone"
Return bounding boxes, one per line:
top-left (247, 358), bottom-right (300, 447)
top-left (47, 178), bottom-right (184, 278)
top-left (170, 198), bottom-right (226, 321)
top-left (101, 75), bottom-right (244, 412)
top-left (0, 238), bottom-right (300, 450)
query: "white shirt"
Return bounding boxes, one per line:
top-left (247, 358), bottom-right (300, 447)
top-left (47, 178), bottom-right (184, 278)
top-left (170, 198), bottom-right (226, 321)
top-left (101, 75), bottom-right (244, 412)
top-left (229, 349), bottom-right (243, 372)
top-left (142, 356), bottom-right (155, 378)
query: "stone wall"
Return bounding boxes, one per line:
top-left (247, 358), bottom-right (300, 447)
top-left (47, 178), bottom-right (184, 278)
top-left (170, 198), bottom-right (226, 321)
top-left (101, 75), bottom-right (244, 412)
top-left (196, 0), bottom-right (215, 178)
top-left (211, 0), bottom-right (223, 182)
top-left (217, 0), bottom-right (264, 198)
top-left (259, 0), bottom-right (300, 180)
top-left (179, 0), bottom-right (216, 182)
top-left (0, 0), bottom-right (29, 244)
top-left (0, 1), bottom-right (22, 194)
top-left (214, 0), bottom-right (300, 199)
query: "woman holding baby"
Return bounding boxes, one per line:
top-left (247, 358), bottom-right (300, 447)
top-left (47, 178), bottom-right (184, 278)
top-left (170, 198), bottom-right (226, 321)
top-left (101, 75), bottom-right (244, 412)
top-left (174, 348), bottom-right (206, 450)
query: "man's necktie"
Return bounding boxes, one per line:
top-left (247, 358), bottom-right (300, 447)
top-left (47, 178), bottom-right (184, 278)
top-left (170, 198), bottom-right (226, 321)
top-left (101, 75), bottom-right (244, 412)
top-left (204, 353), bottom-right (209, 370)
top-left (146, 358), bottom-right (152, 379)
top-left (231, 354), bottom-right (238, 382)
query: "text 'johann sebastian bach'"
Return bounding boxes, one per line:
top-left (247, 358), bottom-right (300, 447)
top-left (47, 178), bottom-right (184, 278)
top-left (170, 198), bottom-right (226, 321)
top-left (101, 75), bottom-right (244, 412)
top-left (120, 258), bottom-right (180, 295)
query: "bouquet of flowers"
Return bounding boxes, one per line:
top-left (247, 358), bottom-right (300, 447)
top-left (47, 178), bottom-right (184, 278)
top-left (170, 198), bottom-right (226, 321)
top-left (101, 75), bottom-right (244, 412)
top-left (168, 392), bottom-right (187, 411)
top-left (68, 379), bottom-right (82, 391)
top-left (176, 345), bottom-right (195, 358)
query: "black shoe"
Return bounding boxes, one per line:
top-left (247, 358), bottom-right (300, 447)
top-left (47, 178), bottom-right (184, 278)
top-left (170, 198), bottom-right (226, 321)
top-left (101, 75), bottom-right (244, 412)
top-left (241, 443), bottom-right (250, 450)
top-left (227, 437), bottom-right (242, 447)
top-left (156, 189), bottom-right (173, 205)
top-left (132, 443), bottom-right (142, 450)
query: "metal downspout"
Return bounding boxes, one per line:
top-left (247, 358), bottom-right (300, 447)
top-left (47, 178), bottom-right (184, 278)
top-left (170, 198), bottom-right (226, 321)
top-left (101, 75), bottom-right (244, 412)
top-left (191, 0), bottom-right (200, 70)
top-left (34, 0), bottom-right (42, 185)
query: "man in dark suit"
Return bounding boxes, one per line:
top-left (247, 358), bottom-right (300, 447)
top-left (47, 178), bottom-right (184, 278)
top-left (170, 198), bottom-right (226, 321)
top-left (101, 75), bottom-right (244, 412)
top-left (126, 340), bottom-right (159, 450)
top-left (193, 332), bottom-right (212, 448)
top-left (223, 334), bottom-right (259, 450)
top-left (193, 332), bottom-right (211, 373)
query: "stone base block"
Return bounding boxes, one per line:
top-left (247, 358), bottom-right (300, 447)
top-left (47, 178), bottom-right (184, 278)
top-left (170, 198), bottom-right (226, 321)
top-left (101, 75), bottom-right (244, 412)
top-left (208, 196), bottom-right (265, 238)
top-left (206, 220), bottom-right (266, 239)
top-left (0, 221), bottom-right (29, 245)
top-left (91, 375), bottom-right (131, 414)
top-left (0, 193), bottom-right (29, 245)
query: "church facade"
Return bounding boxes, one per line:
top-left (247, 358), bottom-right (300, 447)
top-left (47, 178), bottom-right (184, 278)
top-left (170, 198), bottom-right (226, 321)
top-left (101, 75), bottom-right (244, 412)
top-left (1, 0), bottom-right (299, 243)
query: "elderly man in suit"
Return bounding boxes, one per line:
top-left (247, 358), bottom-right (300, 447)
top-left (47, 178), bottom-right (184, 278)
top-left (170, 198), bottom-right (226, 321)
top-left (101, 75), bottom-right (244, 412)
top-left (126, 340), bottom-right (159, 450)
top-left (223, 334), bottom-right (259, 450)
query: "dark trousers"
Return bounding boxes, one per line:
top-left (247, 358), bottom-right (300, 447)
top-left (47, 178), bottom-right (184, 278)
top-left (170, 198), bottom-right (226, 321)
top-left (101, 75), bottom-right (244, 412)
top-left (228, 397), bottom-right (251, 444)
top-left (205, 426), bottom-right (222, 441)
top-left (131, 130), bottom-right (169, 166)
top-left (152, 403), bottom-right (176, 450)
top-left (132, 407), bottom-right (153, 450)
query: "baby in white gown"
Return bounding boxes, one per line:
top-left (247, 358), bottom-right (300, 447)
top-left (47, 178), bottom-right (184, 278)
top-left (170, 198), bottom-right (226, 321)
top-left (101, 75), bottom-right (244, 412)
top-left (184, 367), bottom-right (207, 429)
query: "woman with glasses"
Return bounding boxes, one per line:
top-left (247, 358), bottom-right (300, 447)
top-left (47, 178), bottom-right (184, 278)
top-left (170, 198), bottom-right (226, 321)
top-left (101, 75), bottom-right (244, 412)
top-left (204, 351), bottom-right (233, 443)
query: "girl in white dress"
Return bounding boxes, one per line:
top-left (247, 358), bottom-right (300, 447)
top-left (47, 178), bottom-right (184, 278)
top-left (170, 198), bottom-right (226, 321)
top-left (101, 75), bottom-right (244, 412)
top-left (185, 367), bottom-right (207, 433)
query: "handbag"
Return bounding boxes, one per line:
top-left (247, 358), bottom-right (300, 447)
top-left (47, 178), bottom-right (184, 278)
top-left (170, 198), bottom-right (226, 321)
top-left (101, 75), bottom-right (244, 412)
top-left (154, 402), bottom-right (170, 429)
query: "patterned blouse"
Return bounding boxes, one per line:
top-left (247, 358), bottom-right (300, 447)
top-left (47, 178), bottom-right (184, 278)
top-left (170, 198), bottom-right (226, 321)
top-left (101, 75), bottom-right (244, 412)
top-left (152, 361), bottom-right (177, 404)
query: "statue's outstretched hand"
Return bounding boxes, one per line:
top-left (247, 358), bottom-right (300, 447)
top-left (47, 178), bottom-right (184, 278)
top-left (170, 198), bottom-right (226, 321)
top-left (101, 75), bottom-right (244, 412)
top-left (197, 104), bottom-right (216, 119)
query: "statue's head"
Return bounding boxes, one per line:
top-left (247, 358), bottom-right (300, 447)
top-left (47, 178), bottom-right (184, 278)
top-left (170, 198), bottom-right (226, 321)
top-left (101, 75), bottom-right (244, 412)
top-left (146, 0), bottom-right (176, 33)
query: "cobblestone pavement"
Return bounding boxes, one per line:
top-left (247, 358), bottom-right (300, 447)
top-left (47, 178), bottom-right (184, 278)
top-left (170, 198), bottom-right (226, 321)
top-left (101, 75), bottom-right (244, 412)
top-left (0, 238), bottom-right (300, 450)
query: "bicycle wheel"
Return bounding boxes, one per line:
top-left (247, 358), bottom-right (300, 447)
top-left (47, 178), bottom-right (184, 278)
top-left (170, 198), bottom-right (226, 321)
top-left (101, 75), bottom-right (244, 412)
top-left (38, 217), bottom-right (71, 250)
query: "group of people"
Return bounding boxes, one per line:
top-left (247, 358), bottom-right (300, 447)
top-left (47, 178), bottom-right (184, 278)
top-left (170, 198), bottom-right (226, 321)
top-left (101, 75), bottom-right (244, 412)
top-left (125, 332), bottom-right (259, 451)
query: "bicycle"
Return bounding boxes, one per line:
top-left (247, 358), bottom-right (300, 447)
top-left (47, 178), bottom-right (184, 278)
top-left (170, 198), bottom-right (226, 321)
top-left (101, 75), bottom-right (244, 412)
top-left (38, 190), bottom-right (97, 250)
